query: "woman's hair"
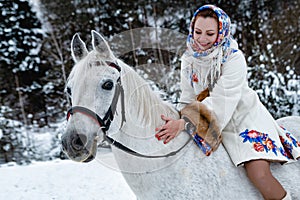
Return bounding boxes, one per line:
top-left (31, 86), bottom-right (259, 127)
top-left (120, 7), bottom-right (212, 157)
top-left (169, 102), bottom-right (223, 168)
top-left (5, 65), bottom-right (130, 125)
top-left (195, 8), bottom-right (218, 21)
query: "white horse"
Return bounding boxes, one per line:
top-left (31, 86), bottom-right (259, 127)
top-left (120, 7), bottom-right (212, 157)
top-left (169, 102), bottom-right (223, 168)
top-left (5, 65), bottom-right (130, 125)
top-left (62, 30), bottom-right (300, 200)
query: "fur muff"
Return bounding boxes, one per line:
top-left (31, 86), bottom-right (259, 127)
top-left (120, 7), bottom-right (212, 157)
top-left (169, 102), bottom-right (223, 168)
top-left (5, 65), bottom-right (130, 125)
top-left (196, 88), bottom-right (210, 102)
top-left (180, 101), bottom-right (222, 152)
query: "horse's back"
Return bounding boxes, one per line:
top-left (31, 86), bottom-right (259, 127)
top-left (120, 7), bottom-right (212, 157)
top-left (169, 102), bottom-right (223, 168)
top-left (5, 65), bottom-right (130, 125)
top-left (118, 116), bottom-right (300, 200)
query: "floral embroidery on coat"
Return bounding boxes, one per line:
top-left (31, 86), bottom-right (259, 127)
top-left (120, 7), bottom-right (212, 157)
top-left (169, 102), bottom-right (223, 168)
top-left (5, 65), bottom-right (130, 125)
top-left (193, 134), bottom-right (212, 156)
top-left (189, 68), bottom-right (199, 87)
top-left (279, 126), bottom-right (300, 159)
top-left (239, 128), bottom-right (300, 160)
top-left (239, 129), bottom-right (279, 156)
top-left (192, 73), bottom-right (199, 83)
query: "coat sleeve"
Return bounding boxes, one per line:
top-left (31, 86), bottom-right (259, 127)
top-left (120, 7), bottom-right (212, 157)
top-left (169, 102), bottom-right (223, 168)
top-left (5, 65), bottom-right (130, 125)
top-left (201, 50), bottom-right (247, 131)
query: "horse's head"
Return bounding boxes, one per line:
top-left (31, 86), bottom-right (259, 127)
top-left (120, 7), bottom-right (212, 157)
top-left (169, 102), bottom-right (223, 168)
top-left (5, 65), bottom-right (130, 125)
top-left (62, 30), bottom-right (122, 162)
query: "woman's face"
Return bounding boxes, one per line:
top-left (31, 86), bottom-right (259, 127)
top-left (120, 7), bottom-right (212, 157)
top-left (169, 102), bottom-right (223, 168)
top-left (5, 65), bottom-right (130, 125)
top-left (193, 16), bottom-right (218, 51)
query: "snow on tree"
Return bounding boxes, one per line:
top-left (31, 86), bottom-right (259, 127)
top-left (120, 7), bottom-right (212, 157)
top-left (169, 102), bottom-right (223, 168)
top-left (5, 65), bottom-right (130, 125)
top-left (0, 0), bottom-right (43, 163)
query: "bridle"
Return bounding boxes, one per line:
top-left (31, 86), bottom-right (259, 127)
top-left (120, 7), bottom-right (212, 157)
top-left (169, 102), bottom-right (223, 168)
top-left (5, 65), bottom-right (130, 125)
top-left (66, 61), bottom-right (192, 158)
top-left (67, 77), bottom-right (126, 133)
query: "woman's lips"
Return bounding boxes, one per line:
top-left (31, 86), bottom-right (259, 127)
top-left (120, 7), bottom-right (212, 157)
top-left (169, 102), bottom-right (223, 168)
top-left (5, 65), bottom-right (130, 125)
top-left (194, 41), bottom-right (210, 50)
top-left (200, 42), bottom-right (210, 47)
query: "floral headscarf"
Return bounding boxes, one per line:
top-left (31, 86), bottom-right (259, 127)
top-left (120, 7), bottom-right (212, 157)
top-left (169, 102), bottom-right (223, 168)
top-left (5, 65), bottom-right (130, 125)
top-left (185, 4), bottom-right (238, 90)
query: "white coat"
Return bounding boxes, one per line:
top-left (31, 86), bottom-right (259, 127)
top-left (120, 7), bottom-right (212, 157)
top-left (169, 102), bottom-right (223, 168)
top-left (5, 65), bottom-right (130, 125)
top-left (178, 49), bottom-right (300, 166)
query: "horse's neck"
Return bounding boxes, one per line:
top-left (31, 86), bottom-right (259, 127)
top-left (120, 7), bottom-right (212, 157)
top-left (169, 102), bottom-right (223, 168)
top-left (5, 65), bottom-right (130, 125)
top-left (109, 61), bottom-right (184, 154)
top-left (121, 62), bottom-right (178, 127)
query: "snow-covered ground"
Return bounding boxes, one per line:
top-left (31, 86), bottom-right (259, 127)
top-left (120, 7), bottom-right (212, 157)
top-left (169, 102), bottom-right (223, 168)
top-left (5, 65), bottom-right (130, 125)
top-left (0, 149), bottom-right (136, 200)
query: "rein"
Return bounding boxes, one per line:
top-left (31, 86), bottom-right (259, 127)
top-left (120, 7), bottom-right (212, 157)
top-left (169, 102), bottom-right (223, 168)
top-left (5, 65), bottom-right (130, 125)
top-left (66, 62), bottom-right (192, 158)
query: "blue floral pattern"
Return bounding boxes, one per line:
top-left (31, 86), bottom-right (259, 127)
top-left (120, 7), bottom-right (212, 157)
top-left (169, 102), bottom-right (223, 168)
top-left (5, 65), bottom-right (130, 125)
top-left (279, 126), bottom-right (300, 159)
top-left (193, 134), bottom-right (212, 156)
top-left (239, 128), bottom-right (300, 160)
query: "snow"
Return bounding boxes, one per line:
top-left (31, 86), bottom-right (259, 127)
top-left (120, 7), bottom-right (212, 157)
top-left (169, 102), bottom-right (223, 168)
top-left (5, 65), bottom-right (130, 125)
top-left (0, 150), bottom-right (136, 200)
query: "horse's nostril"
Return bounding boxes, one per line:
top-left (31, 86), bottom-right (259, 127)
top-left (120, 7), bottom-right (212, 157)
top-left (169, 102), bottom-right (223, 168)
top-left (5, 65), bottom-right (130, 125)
top-left (71, 134), bottom-right (87, 151)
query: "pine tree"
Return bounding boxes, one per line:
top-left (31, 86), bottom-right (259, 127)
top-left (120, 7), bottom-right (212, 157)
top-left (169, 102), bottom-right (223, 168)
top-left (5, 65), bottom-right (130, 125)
top-left (0, 0), bottom-right (44, 120)
top-left (0, 0), bottom-right (43, 163)
top-left (235, 0), bottom-right (300, 117)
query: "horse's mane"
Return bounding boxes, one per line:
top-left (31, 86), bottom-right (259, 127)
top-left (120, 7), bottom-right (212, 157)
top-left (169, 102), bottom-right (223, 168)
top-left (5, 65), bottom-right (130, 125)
top-left (117, 59), bottom-right (178, 127)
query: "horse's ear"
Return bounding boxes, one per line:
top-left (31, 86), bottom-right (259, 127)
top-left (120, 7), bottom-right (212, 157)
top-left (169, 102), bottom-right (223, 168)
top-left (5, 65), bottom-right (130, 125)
top-left (71, 33), bottom-right (88, 63)
top-left (91, 30), bottom-right (112, 58)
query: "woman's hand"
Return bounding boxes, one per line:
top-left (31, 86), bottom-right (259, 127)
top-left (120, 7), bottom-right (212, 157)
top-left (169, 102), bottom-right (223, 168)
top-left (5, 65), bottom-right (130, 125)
top-left (155, 115), bottom-right (185, 144)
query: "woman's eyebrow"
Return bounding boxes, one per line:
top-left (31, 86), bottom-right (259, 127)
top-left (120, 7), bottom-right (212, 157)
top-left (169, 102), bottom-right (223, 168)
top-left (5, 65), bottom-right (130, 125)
top-left (195, 27), bottom-right (216, 32)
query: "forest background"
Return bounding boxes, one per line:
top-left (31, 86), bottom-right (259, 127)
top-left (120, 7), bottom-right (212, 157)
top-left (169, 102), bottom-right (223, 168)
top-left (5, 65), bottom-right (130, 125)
top-left (0, 0), bottom-right (299, 164)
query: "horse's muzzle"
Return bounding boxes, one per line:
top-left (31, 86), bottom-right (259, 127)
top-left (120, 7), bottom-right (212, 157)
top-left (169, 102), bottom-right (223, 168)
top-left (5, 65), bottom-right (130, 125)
top-left (61, 131), bottom-right (96, 162)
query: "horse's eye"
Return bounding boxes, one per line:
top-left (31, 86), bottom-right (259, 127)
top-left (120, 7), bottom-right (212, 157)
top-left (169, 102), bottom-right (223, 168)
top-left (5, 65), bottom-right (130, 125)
top-left (102, 80), bottom-right (114, 90)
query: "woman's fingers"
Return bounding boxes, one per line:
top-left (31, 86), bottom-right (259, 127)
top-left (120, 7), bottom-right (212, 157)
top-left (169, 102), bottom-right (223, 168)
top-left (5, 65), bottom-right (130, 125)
top-left (155, 130), bottom-right (173, 144)
top-left (155, 125), bottom-right (175, 143)
top-left (163, 135), bottom-right (175, 144)
top-left (155, 115), bottom-right (180, 144)
top-left (155, 128), bottom-right (167, 140)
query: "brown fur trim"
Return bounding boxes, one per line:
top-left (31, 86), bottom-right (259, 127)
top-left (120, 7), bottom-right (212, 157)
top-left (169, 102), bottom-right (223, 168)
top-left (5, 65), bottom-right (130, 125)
top-left (180, 101), bottom-right (222, 151)
top-left (197, 88), bottom-right (209, 102)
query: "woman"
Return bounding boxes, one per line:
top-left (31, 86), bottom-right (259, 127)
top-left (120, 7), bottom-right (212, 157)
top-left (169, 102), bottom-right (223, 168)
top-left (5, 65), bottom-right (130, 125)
top-left (155, 4), bottom-right (300, 200)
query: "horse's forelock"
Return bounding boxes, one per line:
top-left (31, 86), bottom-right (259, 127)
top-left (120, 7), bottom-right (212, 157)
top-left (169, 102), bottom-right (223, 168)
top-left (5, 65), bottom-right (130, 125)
top-left (69, 51), bottom-right (113, 80)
